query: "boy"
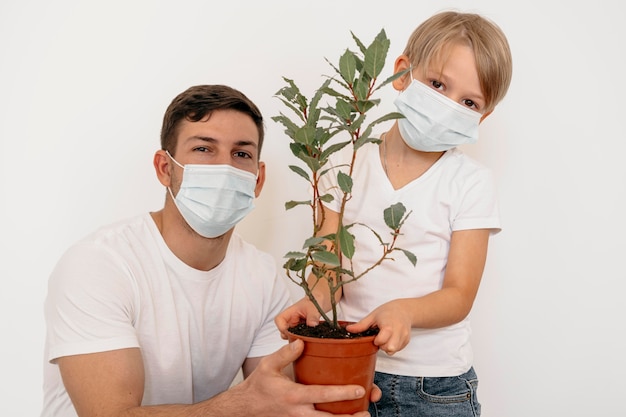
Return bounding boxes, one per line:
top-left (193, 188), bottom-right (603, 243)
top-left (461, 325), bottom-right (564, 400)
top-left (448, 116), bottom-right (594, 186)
top-left (276, 11), bottom-right (513, 416)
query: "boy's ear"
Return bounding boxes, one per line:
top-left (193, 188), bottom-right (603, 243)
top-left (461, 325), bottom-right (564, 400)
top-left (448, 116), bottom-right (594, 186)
top-left (392, 55), bottom-right (412, 91)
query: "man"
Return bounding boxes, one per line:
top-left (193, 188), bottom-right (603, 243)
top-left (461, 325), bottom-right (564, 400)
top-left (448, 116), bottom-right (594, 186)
top-left (42, 85), bottom-right (375, 417)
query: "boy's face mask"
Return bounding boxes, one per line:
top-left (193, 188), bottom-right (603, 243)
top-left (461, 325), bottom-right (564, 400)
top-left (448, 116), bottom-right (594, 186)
top-left (166, 151), bottom-right (257, 238)
top-left (394, 76), bottom-right (481, 152)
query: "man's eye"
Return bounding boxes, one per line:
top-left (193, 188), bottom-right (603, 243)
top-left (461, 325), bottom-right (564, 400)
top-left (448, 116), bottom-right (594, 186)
top-left (194, 147), bottom-right (209, 152)
top-left (234, 151), bottom-right (252, 159)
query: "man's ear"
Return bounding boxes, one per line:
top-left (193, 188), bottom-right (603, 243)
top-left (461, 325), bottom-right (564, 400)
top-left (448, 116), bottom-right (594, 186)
top-left (392, 55), bottom-right (412, 91)
top-left (153, 150), bottom-right (172, 187)
top-left (480, 110), bottom-right (493, 123)
top-left (254, 161), bottom-right (266, 198)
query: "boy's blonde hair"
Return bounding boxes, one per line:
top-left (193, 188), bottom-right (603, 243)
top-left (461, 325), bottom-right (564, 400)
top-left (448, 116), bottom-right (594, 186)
top-left (403, 11), bottom-right (513, 113)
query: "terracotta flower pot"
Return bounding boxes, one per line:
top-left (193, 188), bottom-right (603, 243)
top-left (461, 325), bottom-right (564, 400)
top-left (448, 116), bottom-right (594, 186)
top-left (287, 322), bottom-right (379, 414)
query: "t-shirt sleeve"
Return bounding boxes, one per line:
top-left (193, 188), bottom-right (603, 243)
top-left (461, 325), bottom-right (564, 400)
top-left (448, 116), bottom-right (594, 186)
top-left (246, 259), bottom-right (292, 358)
top-left (44, 241), bottom-right (139, 362)
top-left (452, 166), bottom-right (501, 234)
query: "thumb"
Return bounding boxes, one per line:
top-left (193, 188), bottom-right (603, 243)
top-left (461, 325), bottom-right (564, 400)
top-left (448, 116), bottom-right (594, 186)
top-left (346, 316), bottom-right (374, 334)
top-left (266, 339), bottom-right (304, 371)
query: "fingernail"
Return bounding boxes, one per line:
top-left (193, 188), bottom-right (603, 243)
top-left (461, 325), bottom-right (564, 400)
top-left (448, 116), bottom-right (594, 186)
top-left (355, 387), bottom-right (365, 397)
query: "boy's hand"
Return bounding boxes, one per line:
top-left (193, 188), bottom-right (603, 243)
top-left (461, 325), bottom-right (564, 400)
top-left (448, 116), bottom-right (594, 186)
top-left (275, 297), bottom-right (323, 339)
top-left (346, 300), bottom-right (413, 355)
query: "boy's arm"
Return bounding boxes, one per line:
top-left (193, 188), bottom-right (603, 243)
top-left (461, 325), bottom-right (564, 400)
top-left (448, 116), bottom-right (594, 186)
top-left (347, 228), bottom-right (490, 354)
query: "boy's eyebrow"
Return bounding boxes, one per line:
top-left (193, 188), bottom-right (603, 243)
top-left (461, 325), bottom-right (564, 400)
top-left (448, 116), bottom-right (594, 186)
top-left (431, 70), bottom-right (485, 102)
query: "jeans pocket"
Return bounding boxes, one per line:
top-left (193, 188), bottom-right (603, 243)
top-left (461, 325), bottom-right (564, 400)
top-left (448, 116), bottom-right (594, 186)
top-left (416, 369), bottom-right (481, 416)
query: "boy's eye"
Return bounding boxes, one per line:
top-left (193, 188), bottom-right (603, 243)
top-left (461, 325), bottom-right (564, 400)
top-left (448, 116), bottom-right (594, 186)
top-left (462, 99), bottom-right (478, 110)
top-left (430, 80), bottom-right (444, 90)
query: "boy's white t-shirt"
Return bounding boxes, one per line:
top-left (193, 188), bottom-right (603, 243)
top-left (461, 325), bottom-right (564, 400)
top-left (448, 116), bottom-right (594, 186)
top-left (42, 213), bottom-right (291, 417)
top-left (320, 143), bottom-right (501, 377)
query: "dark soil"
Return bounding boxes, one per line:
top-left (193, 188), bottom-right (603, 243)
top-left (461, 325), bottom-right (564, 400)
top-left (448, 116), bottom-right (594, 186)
top-left (288, 321), bottom-right (379, 339)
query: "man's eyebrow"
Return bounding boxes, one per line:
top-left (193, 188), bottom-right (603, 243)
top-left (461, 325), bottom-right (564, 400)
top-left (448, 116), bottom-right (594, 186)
top-left (188, 136), bottom-right (258, 148)
top-left (234, 139), bottom-right (258, 149)
top-left (185, 135), bottom-right (217, 144)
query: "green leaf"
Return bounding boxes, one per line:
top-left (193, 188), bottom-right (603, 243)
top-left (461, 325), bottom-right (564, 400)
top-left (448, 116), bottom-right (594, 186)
top-left (297, 152), bottom-right (322, 173)
top-left (353, 77), bottom-right (369, 101)
top-left (312, 250), bottom-right (340, 267)
top-left (335, 99), bottom-right (353, 121)
top-left (289, 142), bottom-right (305, 158)
top-left (283, 257), bottom-right (307, 272)
top-left (355, 99), bottom-right (378, 114)
top-left (338, 226), bottom-right (355, 259)
top-left (288, 165), bottom-right (310, 182)
top-left (277, 77), bottom-right (309, 112)
top-left (339, 49), bottom-right (357, 84)
top-left (354, 125), bottom-right (373, 150)
top-left (368, 111), bottom-right (405, 127)
top-left (337, 171), bottom-right (352, 194)
top-left (294, 126), bottom-right (317, 145)
top-left (373, 68), bottom-right (410, 93)
top-left (348, 113), bottom-right (365, 133)
top-left (320, 140), bottom-right (351, 161)
top-left (284, 250), bottom-right (307, 258)
top-left (354, 136), bottom-right (380, 150)
top-left (318, 193), bottom-right (334, 203)
top-left (350, 31), bottom-right (367, 55)
top-left (400, 249), bottom-right (417, 266)
top-left (285, 200), bottom-right (310, 210)
top-left (364, 37), bottom-right (389, 79)
top-left (322, 85), bottom-right (350, 101)
top-left (384, 202), bottom-right (407, 230)
top-left (307, 79), bottom-right (332, 126)
top-left (303, 236), bottom-right (326, 249)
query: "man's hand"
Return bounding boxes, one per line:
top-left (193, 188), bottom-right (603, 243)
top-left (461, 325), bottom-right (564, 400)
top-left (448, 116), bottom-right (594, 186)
top-left (230, 339), bottom-right (376, 416)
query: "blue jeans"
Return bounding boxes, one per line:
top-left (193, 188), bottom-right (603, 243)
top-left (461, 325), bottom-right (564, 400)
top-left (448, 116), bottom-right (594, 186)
top-left (369, 368), bottom-right (481, 417)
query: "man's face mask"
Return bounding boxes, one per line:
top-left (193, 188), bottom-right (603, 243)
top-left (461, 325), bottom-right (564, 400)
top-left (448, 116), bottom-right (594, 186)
top-left (166, 151), bottom-right (257, 238)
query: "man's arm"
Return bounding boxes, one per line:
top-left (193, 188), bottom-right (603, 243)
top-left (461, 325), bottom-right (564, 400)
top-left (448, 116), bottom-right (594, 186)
top-left (58, 341), bottom-right (372, 417)
top-left (58, 348), bottom-right (148, 416)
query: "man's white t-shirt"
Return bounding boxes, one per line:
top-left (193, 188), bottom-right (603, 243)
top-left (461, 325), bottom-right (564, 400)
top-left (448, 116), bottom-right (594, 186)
top-left (42, 213), bottom-right (291, 417)
top-left (320, 143), bottom-right (501, 377)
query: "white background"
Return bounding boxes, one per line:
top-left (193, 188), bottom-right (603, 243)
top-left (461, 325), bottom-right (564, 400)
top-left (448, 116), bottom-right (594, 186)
top-left (1, 1), bottom-right (625, 416)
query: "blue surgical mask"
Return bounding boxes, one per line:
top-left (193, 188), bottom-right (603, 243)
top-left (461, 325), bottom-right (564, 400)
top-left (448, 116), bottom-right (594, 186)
top-left (166, 151), bottom-right (257, 238)
top-left (394, 76), bottom-right (481, 152)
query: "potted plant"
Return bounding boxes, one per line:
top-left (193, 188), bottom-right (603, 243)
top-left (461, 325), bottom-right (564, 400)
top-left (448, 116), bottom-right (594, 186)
top-left (272, 29), bottom-right (416, 413)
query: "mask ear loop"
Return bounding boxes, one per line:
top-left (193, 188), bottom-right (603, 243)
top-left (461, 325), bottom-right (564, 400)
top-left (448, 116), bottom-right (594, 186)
top-left (400, 65), bottom-right (415, 93)
top-left (164, 150), bottom-right (184, 202)
top-left (165, 150), bottom-right (185, 169)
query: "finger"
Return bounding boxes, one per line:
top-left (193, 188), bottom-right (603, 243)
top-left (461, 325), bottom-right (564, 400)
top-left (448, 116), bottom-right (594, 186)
top-left (380, 338), bottom-right (401, 355)
top-left (306, 315), bottom-right (320, 327)
top-left (369, 383), bottom-right (382, 402)
top-left (345, 316), bottom-right (373, 334)
top-left (373, 326), bottom-right (391, 348)
top-left (262, 340), bottom-right (304, 372)
top-left (290, 383), bottom-right (366, 406)
top-left (274, 313), bottom-right (294, 333)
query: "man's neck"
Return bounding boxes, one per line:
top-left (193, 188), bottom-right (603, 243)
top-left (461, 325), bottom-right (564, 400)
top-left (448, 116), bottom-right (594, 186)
top-left (150, 209), bottom-right (231, 271)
